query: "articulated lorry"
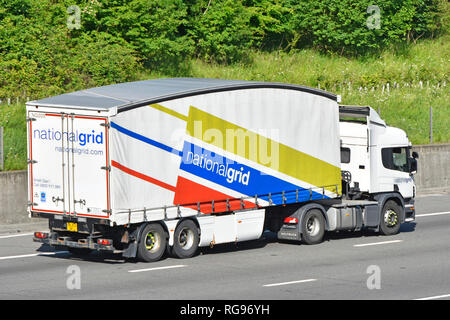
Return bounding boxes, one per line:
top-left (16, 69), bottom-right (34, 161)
top-left (28, 78), bottom-right (418, 262)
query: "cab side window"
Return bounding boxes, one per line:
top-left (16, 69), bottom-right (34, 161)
top-left (382, 147), bottom-right (408, 172)
top-left (341, 147), bottom-right (351, 164)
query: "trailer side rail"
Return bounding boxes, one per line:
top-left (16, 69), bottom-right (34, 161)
top-left (112, 184), bottom-right (340, 221)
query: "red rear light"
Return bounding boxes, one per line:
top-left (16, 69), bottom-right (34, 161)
top-left (34, 232), bottom-right (48, 239)
top-left (284, 217), bottom-right (298, 224)
top-left (98, 239), bottom-right (112, 246)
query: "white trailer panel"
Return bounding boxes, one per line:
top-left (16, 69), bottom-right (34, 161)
top-left (27, 78), bottom-right (342, 227)
top-left (109, 88), bottom-right (341, 225)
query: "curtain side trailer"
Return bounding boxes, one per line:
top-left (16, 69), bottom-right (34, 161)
top-left (28, 78), bottom-right (417, 262)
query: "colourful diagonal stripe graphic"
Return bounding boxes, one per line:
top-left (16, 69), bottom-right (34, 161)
top-left (110, 103), bottom-right (341, 213)
top-left (185, 106), bottom-right (341, 194)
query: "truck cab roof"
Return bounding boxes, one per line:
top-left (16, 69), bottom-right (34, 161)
top-left (339, 105), bottom-right (386, 127)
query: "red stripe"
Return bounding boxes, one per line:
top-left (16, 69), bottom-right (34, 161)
top-left (33, 209), bottom-right (64, 214)
top-left (173, 176), bottom-right (255, 214)
top-left (111, 160), bottom-right (176, 192)
top-left (110, 161), bottom-right (254, 214)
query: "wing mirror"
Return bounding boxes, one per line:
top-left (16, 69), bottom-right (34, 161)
top-left (409, 158), bottom-right (418, 173)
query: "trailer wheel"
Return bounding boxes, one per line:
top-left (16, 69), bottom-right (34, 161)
top-left (137, 223), bottom-right (167, 262)
top-left (301, 209), bottom-right (325, 245)
top-left (379, 200), bottom-right (401, 236)
top-left (172, 219), bottom-right (199, 259)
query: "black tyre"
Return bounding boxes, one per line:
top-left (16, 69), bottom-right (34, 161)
top-left (172, 219), bottom-right (199, 259)
top-left (301, 209), bottom-right (326, 245)
top-left (379, 200), bottom-right (401, 236)
top-left (137, 223), bottom-right (167, 262)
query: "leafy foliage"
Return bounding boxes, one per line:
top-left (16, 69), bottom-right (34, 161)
top-left (286, 0), bottom-right (445, 54)
top-left (190, 0), bottom-right (252, 63)
top-left (0, 0), bottom-right (448, 170)
top-left (0, 0), bottom-right (446, 92)
top-left (0, 0), bottom-right (142, 99)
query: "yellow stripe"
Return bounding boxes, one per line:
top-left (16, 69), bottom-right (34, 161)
top-left (149, 104), bottom-right (188, 122)
top-left (186, 106), bottom-right (341, 194)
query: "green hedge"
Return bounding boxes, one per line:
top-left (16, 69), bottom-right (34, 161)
top-left (0, 0), bottom-right (447, 99)
top-left (0, 1), bottom-right (448, 172)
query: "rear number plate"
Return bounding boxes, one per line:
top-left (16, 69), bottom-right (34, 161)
top-left (67, 222), bottom-right (78, 232)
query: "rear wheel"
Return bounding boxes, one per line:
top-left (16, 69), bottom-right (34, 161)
top-left (137, 223), bottom-right (167, 262)
top-left (301, 209), bottom-right (325, 245)
top-left (379, 200), bottom-right (401, 235)
top-left (172, 219), bottom-right (199, 259)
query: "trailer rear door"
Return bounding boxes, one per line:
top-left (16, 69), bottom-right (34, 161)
top-left (68, 115), bottom-right (110, 218)
top-left (28, 111), bottom-right (110, 218)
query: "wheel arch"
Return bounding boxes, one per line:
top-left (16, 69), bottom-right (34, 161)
top-left (372, 192), bottom-right (406, 223)
top-left (294, 202), bottom-right (329, 234)
top-left (122, 221), bottom-right (169, 259)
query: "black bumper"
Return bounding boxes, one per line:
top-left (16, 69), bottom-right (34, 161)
top-left (404, 198), bottom-right (416, 221)
top-left (33, 234), bottom-right (115, 252)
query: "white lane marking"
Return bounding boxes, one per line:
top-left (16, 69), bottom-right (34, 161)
top-left (128, 265), bottom-right (187, 273)
top-left (416, 194), bottom-right (446, 198)
top-left (415, 293), bottom-right (450, 300)
top-left (415, 211), bottom-right (450, 218)
top-left (263, 279), bottom-right (317, 287)
top-left (353, 240), bottom-right (403, 247)
top-left (0, 251), bottom-right (69, 261)
top-left (0, 233), bottom-right (34, 239)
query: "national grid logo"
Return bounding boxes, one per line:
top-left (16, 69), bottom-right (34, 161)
top-left (184, 144), bottom-right (251, 187)
top-left (33, 128), bottom-right (104, 146)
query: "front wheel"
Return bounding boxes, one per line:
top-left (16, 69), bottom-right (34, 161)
top-left (301, 209), bottom-right (325, 245)
top-left (379, 200), bottom-right (401, 236)
top-left (137, 223), bottom-right (167, 262)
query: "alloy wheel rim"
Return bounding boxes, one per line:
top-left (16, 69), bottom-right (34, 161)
top-left (145, 231), bottom-right (161, 252)
top-left (306, 216), bottom-right (320, 236)
top-left (384, 209), bottom-right (398, 228)
top-left (178, 228), bottom-right (195, 250)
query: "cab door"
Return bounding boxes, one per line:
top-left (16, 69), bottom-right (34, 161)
top-left (339, 121), bottom-right (371, 192)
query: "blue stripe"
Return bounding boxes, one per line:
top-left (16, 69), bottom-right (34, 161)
top-left (110, 122), bottom-right (182, 157)
top-left (179, 141), bottom-right (328, 204)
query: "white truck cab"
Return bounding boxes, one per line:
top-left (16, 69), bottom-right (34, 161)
top-left (339, 106), bottom-right (418, 221)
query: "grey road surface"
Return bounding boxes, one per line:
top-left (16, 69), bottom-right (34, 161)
top-left (0, 193), bottom-right (449, 301)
